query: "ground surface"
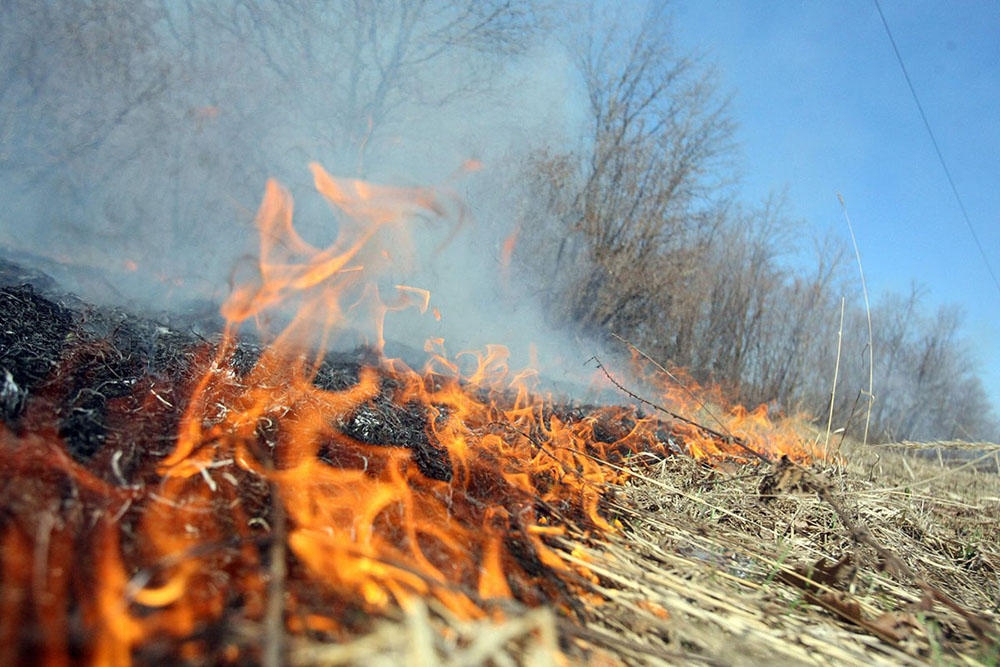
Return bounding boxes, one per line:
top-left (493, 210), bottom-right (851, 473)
top-left (1, 264), bottom-right (998, 665)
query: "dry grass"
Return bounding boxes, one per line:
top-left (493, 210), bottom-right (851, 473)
top-left (291, 433), bottom-right (1000, 666)
top-left (573, 440), bottom-right (1000, 665)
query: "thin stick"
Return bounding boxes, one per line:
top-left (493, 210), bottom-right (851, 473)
top-left (611, 333), bottom-right (730, 436)
top-left (591, 354), bottom-right (768, 463)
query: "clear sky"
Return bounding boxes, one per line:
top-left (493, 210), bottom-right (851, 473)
top-left (667, 1), bottom-right (1000, 409)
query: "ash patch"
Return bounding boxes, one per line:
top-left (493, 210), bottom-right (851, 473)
top-left (313, 349), bottom-right (453, 482)
top-left (0, 273), bottom-right (207, 461)
top-left (337, 390), bottom-right (453, 482)
top-left (0, 285), bottom-right (74, 420)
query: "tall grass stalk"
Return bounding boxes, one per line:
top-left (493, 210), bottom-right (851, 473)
top-left (824, 296), bottom-right (846, 459)
top-left (838, 192), bottom-right (874, 446)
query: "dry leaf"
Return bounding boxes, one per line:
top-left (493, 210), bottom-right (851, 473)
top-left (758, 455), bottom-right (809, 501)
top-left (866, 611), bottom-right (921, 643)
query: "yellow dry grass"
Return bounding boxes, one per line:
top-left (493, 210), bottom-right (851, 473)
top-left (290, 432), bottom-right (1000, 666)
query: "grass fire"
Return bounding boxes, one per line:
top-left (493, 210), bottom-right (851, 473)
top-left (2, 166), bottom-right (997, 665)
top-left (2, 2), bottom-right (1000, 664)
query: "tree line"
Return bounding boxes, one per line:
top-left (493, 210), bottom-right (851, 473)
top-left (513, 4), bottom-right (999, 443)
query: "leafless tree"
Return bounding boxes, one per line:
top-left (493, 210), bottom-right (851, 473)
top-left (740, 230), bottom-right (850, 411)
top-left (521, 3), bottom-right (735, 348)
top-left (181, 0), bottom-right (542, 174)
top-left (3, 1), bottom-right (995, 440)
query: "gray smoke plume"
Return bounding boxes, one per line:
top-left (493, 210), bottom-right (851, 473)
top-left (0, 1), bottom-right (611, 395)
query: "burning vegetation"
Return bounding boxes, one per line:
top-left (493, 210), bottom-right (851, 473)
top-left (1, 167), bottom-right (998, 665)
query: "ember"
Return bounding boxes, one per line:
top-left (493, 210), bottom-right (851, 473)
top-left (0, 165), bottom-right (816, 663)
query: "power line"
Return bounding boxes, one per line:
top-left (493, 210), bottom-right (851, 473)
top-left (872, 0), bottom-right (1000, 298)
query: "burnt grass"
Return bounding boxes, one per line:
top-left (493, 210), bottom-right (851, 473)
top-left (0, 280), bottom-right (437, 474)
top-left (0, 270), bottom-right (668, 481)
top-left (0, 264), bottom-right (678, 662)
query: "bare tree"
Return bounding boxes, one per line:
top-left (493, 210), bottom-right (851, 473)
top-left (825, 291), bottom-right (999, 442)
top-left (692, 196), bottom-right (793, 387)
top-left (521, 3), bottom-right (735, 348)
top-left (741, 229), bottom-right (850, 411)
top-left (516, 5), bottom-right (997, 441)
top-left (1, 1), bottom-right (170, 177)
top-left (185, 0), bottom-right (542, 174)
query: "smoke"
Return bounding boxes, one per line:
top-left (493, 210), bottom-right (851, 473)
top-left (0, 2), bottom-right (609, 395)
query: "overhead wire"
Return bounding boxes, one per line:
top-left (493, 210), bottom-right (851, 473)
top-left (872, 0), bottom-right (1000, 298)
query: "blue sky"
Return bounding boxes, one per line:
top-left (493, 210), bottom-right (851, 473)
top-left (667, 1), bottom-right (1000, 409)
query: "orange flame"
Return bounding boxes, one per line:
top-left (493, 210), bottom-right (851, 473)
top-left (0, 162), bottom-right (818, 662)
top-left (140, 163), bottom-right (626, 637)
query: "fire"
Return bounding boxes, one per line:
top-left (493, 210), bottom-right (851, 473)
top-left (0, 163), bottom-right (817, 662)
top-left (616, 349), bottom-right (820, 464)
